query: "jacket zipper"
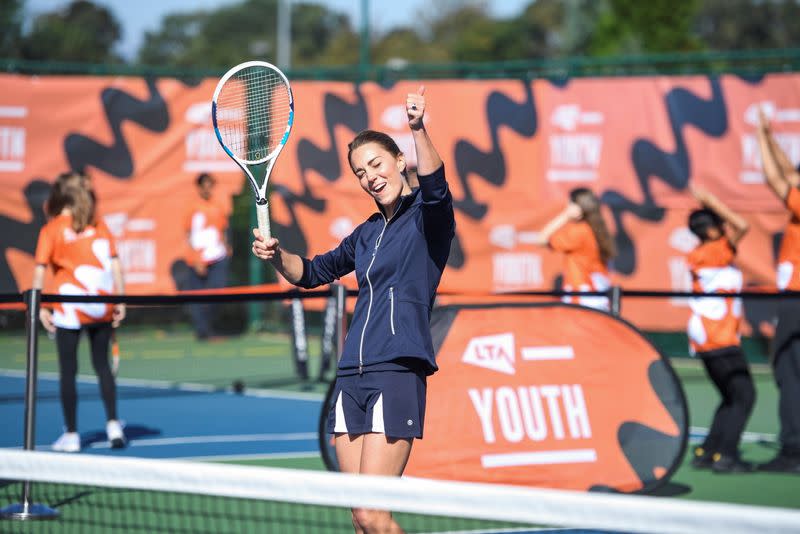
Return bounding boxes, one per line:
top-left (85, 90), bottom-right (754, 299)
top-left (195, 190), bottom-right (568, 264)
top-left (358, 217), bottom-right (388, 374)
top-left (389, 286), bottom-right (395, 335)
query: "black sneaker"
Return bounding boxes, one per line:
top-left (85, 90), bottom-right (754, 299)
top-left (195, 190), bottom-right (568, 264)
top-left (758, 454), bottom-right (800, 474)
top-left (690, 446), bottom-right (714, 469)
top-left (711, 453), bottom-right (754, 473)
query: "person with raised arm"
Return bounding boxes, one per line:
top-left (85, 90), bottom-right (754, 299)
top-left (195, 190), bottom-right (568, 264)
top-left (252, 86), bottom-right (455, 532)
top-left (685, 185), bottom-right (754, 472)
top-left (755, 108), bottom-right (800, 474)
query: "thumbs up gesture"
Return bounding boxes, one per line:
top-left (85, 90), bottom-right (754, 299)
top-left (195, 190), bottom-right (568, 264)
top-left (407, 85), bottom-right (426, 130)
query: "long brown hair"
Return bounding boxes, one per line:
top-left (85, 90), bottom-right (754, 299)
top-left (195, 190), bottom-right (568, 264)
top-left (45, 172), bottom-right (76, 218)
top-left (570, 188), bottom-right (616, 264)
top-left (45, 172), bottom-right (95, 233)
top-left (68, 180), bottom-right (95, 233)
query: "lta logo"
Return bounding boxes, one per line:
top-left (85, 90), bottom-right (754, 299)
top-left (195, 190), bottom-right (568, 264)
top-left (462, 333), bottom-right (516, 375)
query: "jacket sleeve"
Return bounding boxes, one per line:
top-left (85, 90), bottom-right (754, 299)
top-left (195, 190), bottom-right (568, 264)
top-left (418, 164), bottom-right (455, 240)
top-left (296, 227), bottom-right (358, 289)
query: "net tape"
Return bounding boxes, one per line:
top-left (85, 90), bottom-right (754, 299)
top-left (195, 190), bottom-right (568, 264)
top-left (2, 450), bottom-right (799, 533)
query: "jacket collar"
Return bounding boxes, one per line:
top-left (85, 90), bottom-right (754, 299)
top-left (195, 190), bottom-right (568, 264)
top-left (375, 187), bottom-right (420, 222)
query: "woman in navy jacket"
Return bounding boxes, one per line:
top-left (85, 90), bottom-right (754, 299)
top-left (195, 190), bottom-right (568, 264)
top-left (252, 86), bottom-right (454, 533)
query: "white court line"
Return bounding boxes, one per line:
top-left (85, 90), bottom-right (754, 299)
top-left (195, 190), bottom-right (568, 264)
top-left (0, 447), bottom-right (321, 462)
top-left (6, 431), bottom-right (317, 450)
top-left (86, 432), bottom-right (318, 449)
top-left (690, 426), bottom-right (776, 444)
top-left (0, 368), bottom-right (324, 402)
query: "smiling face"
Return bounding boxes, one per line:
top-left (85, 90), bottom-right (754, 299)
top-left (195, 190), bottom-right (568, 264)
top-left (350, 141), bottom-right (410, 212)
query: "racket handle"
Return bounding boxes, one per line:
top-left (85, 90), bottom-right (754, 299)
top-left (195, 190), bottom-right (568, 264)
top-left (256, 201), bottom-right (272, 241)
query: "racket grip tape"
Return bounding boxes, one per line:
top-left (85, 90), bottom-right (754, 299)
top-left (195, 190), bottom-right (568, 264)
top-left (256, 202), bottom-right (272, 241)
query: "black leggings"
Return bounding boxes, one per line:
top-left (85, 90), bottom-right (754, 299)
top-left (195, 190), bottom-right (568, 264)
top-left (55, 323), bottom-right (118, 432)
top-left (698, 346), bottom-right (756, 456)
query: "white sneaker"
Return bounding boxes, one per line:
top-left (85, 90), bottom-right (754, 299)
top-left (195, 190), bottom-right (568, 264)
top-left (106, 419), bottom-right (126, 449)
top-left (52, 432), bottom-right (80, 453)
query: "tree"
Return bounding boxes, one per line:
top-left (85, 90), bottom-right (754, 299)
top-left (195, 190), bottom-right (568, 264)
top-left (137, 0), bottom-right (357, 69)
top-left (138, 12), bottom-right (209, 67)
top-left (22, 0), bottom-right (122, 63)
top-left (290, 3), bottom-right (354, 67)
top-left (0, 0), bottom-right (24, 58)
top-left (693, 0), bottom-right (800, 50)
top-left (373, 28), bottom-right (450, 65)
top-left (589, 0), bottom-right (702, 55)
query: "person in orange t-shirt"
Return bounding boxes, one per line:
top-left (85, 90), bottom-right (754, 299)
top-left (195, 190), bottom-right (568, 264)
top-left (33, 172), bottom-right (126, 453)
top-left (183, 173), bottom-right (230, 340)
top-left (533, 188), bottom-right (616, 311)
top-left (685, 186), bottom-right (754, 473)
top-left (757, 109), bottom-right (800, 473)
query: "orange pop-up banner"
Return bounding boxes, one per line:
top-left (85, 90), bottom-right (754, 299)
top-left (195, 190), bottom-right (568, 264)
top-left (1, 73), bottom-right (797, 330)
top-left (404, 303), bottom-right (688, 493)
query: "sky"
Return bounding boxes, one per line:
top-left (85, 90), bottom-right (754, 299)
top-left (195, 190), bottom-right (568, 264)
top-left (25, 0), bottom-right (532, 61)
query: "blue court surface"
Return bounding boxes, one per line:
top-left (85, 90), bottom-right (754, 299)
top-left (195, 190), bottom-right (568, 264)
top-left (0, 371), bottom-right (623, 533)
top-left (0, 370), bottom-right (323, 460)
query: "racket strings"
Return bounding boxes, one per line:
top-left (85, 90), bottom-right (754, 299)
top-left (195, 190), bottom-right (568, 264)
top-left (216, 66), bottom-right (292, 162)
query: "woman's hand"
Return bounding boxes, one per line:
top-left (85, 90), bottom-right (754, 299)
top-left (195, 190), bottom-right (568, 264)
top-left (112, 304), bottom-right (126, 328)
top-left (39, 308), bottom-right (55, 334)
top-left (407, 86), bottom-right (426, 131)
top-left (252, 228), bottom-right (281, 262)
top-left (757, 106), bottom-right (771, 134)
top-left (564, 202), bottom-right (583, 220)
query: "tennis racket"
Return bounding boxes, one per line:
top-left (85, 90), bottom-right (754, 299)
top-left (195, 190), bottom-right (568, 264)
top-left (212, 60), bottom-right (294, 239)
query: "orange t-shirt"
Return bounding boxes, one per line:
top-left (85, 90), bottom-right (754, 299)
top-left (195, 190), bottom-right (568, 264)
top-left (184, 197), bottom-right (229, 265)
top-left (34, 214), bottom-right (118, 329)
top-left (777, 187), bottom-right (800, 291)
top-left (549, 221), bottom-right (611, 310)
top-left (686, 237), bottom-right (742, 354)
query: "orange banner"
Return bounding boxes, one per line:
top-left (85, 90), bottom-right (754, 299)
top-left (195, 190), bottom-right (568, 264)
top-left (0, 75), bottom-right (244, 295)
top-left (404, 303), bottom-right (687, 493)
top-left (1, 73), bottom-right (797, 330)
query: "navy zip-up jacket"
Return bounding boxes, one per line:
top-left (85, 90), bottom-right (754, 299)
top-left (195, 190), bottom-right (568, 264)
top-left (297, 164), bottom-right (454, 375)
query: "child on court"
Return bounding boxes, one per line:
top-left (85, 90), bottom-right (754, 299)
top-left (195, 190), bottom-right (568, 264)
top-left (532, 188), bottom-right (616, 311)
top-left (756, 108), bottom-right (800, 473)
top-left (686, 185), bottom-right (754, 473)
top-left (33, 172), bottom-right (126, 452)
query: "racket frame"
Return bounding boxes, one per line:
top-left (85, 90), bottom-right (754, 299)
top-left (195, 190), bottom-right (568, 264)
top-left (211, 60), bottom-right (294, 239)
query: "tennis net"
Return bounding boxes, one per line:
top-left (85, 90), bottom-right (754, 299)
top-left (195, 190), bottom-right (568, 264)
top-left (2, 450), bottom-right (799, 534)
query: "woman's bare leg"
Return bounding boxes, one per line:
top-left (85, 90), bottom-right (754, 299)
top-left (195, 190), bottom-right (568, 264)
top-left (350, 433), bottom-right (413, 534)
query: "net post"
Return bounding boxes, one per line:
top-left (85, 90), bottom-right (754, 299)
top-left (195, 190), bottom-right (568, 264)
top-left (333, 283), bottom-right (347, 363)
top-left (0, 288), bottom-right (59, 521)
top-left (289, 298), bottom-right (309, 381)
top-left (609, 285), bottom-right (622, 317)
top-left (318, 293), bottom-right (337, 381)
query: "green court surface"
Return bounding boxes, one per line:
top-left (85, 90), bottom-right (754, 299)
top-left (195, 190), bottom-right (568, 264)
top-left (0, 325), bottom-right (332, 394)
top-left (229, 358), bottom-right (800, 510)
top-left (1, 327), bottom-right (798, 512)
